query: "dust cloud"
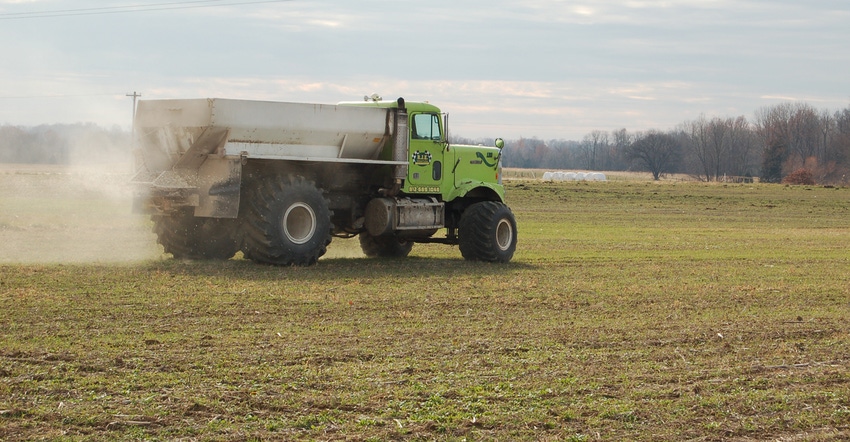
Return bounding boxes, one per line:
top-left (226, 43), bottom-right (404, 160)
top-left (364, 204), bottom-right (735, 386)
top-left (0, 126), bottom-right (370, 265)
top-left (0, 165), bottom-right (363, 265)
top-left (0, 152), bottom-right (162, 264)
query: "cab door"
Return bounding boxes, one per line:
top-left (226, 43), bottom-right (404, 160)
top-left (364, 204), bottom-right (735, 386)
top-left (407, 112), bottom-right (445, 193)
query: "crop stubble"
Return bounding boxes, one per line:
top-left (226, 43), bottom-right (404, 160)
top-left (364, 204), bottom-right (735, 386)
top-left (1, 167), bottom-right (849, 440)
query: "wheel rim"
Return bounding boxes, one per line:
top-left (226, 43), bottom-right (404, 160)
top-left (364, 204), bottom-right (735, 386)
top-left (495, 218), bottom-right (513, 251)
top-left (282, 202), bottom-right (316, 245)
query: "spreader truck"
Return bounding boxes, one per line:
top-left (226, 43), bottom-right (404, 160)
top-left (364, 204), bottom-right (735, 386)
top-left (132, 97), bottom-right (517, 265)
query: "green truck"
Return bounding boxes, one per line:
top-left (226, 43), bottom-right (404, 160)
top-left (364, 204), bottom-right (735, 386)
top-left (132, 96), bottom-right (517, 265)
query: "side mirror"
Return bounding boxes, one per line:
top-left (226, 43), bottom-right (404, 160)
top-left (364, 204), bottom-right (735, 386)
top-left (495, 138), bottom-right (505, 149)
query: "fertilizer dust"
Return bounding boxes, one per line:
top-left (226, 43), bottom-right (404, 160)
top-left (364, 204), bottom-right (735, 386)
top-left (0, 162), bottom-right (162, 264)
top-left (0, 162), bottom-right (365, 264)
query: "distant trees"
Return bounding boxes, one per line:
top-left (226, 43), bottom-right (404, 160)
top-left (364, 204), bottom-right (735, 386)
top-left (5, 102), bottom-right (850, 185)
top-left (490, 101), bottom-right (850, 185)
top-left (727, 117), bottom-right (760, 178)
top-left (0, 123), bottom-right (130, 165)
top-left (579, 130), bottom-right (608, 170)
top-left (753, 103), bottom-right (848, 183)
top-left (834, 107), bottom-right (850, 178)
top-left (680, 115), bottom-right (759, 181)
top-left (0, 126), bottom-right (31, 163)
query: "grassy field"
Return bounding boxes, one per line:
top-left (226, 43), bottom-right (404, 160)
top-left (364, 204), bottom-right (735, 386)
top-left (1, 165), bottom-right (849, 441)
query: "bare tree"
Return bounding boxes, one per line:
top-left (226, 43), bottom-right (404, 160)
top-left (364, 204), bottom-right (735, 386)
top-left (682, 115), bottom-right (715, 181)
top-left (682, 114), bottom-right (757, 181)
top-left (787, 103), bottom-right (821, 167)
top-left (726, 116), bottom-right (759, 178)
top-left (817, 109), bottom-right (835, 162)
top-left (754, 104), bottom-right (794, 182)
top-left (579, 130), bottom-right (608, 170)
top-left (626, 130), bottom-right (681, 180)
top-left (827, 106), bottom-right (850, 183)
top-left (610, 128), bottom-right (632, 171)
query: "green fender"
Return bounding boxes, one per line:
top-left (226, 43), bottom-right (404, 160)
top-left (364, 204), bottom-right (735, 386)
top-left (446, 180), bottom-right (506, 204)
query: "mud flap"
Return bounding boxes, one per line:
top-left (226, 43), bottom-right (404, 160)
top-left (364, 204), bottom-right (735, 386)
top-left (195, 156), bottom-right (242, 218)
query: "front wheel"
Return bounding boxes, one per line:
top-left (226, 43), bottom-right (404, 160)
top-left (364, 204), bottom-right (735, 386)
top-left (240, 175), bottom-right (332, 266)
top-left (458, 201), bottom-right (517, 263)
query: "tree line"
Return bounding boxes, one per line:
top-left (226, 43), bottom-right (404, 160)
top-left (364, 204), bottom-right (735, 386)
top-left (3, 101), bottom-right (849, 184)
top-left (455, 102), bottom-right (850, 184)
top-left (0, 123), bottom-right (131, 165)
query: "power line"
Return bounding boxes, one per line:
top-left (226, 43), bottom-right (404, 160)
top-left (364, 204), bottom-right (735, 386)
top-left (0, 0), bottom-right (228, 17)
top-left (0, 0), bottom-right (292, 20)
top-left (0, 93), bottom-right (121, 99)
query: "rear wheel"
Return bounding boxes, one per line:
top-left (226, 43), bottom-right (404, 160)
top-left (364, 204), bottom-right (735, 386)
top-left (458, 201), bottom-right (517, 263)
top-left (152, 210), bottom-right (238, 260)
top-left (359, 233), bottom-right (414, 258)
top-left (240, 175), bottom-right (332, 266)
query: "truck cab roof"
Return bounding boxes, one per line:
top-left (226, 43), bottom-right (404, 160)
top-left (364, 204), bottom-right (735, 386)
top-left (338, 98), bottom-right (441, 114)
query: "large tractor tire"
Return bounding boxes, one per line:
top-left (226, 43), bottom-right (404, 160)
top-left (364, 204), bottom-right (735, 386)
top-left (458, 201), bottom-right (517, 263)
top-left (152, 210), bottom-right (239, 260)
top-left (240, 175), bottom-right (332, 266)
top-left (359, 233), bottom-right (414, 258)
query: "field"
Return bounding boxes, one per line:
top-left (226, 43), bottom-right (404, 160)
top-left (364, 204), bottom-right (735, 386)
top-left (1, 164), bottom-right (849, 441)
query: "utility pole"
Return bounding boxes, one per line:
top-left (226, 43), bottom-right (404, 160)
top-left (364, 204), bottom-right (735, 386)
top-left (126, 91), bottom-right (141, 136)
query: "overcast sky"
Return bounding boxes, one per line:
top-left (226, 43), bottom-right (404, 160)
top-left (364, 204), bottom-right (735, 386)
top-left (1, 0), bottom-right (848, 140)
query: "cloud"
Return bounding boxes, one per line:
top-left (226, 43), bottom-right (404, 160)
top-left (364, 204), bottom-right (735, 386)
top-left (1, 0), bottom-right (848, 140)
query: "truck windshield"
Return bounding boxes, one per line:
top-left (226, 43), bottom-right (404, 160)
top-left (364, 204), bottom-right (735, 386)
top-left (412, 113), bottom-right (442, 141)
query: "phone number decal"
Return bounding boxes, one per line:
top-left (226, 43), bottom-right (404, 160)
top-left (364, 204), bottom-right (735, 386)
top-left (408, 186), bottom-right (440, 193)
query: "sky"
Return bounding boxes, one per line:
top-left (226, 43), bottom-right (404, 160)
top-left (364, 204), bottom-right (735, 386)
top-left (0, 0), bottom-right (848, 140)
